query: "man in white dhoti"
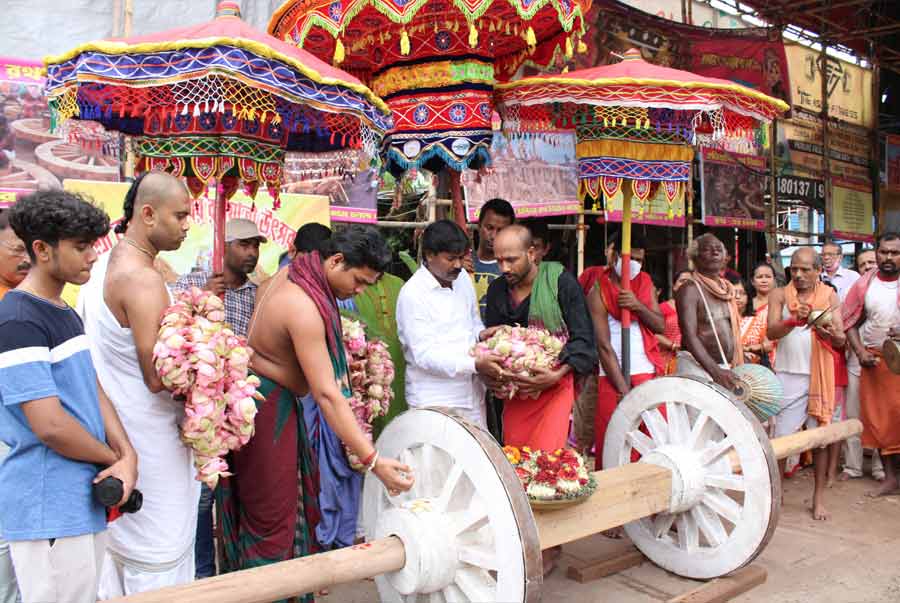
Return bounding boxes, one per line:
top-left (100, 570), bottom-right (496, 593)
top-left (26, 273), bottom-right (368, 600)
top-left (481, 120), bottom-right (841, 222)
top-left (78, 172), bottom-right (199, 596)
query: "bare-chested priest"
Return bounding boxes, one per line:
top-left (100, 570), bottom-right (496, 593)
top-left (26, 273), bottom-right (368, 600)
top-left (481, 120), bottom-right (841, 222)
top-left (78, 172), bottom-right (199, 596)
top-left (217, 225), bottom-right (414, 594)
top-left (675, 233), bottom-right (744, 389)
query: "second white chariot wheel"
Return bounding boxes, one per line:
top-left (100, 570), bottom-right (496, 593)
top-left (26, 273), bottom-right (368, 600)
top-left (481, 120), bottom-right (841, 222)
top-left (361, 409), bottom-right (541, 602)
top-left (602, 376), bottom-right (780, 579)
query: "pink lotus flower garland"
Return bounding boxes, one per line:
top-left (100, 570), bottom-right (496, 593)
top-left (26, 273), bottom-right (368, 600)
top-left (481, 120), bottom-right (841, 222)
top-left (153, 287), bottom-right (262, 488)
top-left (471, 325), bottom-right (565, 399)
top-left (341, 316), bottom-right (394, 470)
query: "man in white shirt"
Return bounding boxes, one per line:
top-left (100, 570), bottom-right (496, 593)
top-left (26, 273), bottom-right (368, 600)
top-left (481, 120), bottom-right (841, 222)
top-left (397, 220), bottom-right (504, 428)
top-left (822, 241), bottom-right (860, 302)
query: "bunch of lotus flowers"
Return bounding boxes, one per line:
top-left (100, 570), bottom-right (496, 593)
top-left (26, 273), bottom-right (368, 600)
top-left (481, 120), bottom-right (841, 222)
top-left (341, 316), bottom-right (394, 470)
top-left (153, 287), bottom-right (262, 488)
top-left (471, 325), bottom-right (565, 399)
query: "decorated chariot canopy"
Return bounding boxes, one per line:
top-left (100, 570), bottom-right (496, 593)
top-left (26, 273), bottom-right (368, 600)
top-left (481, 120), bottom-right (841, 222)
top-left (269, 0), bottom-right (590, 178)
top-left (43, 1), bottom-right (392, 204)
top-left (495, 48), bottom-right (788, 217)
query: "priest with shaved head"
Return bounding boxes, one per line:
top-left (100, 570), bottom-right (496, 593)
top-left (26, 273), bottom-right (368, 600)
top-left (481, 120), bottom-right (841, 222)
top-left (483, 224), bottom-right (596, 451)
top-left (77, 171), bottom-right (200, 596)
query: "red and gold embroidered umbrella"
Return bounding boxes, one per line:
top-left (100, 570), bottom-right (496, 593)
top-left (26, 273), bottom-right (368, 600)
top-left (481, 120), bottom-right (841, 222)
top-left (496, 48), bottom-right (788, 379)
top-left (269, 0), bottom-right (590, 225)
top-left (44, 1), bottom-right (391, 271)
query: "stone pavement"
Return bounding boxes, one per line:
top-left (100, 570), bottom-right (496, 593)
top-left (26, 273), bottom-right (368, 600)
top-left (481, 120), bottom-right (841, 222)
top-left (324, 467), bottom-right (900, 602)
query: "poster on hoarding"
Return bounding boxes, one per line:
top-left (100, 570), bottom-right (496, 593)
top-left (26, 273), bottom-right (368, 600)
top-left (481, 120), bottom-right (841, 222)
top-left (887, 135), bottom-right (900, 191)
top-left (777, 108), bottom-right (871, 184)
top-left (1, 56), bottom-right (120, 193)
top-left (701, 148), bottom-right (767, 230)
top-left (550, 0), bottom-right (791, 108)
top-left (61, 179), bottom-right (330, 304)
top-left (463, 132), bottom-right (580, 222)
top-left (282, 150), bottom-right (378, 224)
top-left (831, 178), bottom-right (874, 242)
top-left (604, 182), bottom-right (686, 227)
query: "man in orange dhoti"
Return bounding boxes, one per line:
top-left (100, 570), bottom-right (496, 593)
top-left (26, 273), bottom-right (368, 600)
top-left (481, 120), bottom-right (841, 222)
top-left (767, 247), bottom-right (845, 520)
top-left (483, 225), bottom-right (597, 451)
top-left (484, 224), bottom-right (596, 574)
top-left (842, 232), bottom-right (900, 497)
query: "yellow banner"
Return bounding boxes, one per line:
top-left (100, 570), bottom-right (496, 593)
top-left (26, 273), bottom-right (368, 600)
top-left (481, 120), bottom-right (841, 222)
top-left (604, 182), bottom-right (685, 227)
top-left (785, 44), bottom-right (874, 128)
top-left (831, 179), bottom-right (874, 242)
top-left (62, 179), bottom-right (330, 303)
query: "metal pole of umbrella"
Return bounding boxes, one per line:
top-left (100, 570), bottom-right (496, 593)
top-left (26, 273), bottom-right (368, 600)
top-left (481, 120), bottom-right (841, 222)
top-left (620, 190), bottom-right (632, 387)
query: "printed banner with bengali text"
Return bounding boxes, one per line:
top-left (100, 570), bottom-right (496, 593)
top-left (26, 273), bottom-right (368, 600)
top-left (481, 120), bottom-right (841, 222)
top-left (701, 148), bottom-right (767, 231)
top-left (62, 179), bottom-right (330, 304)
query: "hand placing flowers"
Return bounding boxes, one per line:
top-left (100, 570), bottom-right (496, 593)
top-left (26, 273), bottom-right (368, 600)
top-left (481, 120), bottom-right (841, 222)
top-left (341, 316), bottom-right (394, 470)
top-left (471, 326), bottom-right (565, 399)
top-left (153, 287), bottom-right (262, 488)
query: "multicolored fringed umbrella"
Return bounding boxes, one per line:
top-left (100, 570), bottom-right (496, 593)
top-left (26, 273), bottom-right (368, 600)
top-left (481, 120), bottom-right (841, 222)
top-left (269, 0), bottom-right (590, 225)
top-left (496, 48), bottom-right (788, 379)
top-left (44, 1), bottom-right (391, 271)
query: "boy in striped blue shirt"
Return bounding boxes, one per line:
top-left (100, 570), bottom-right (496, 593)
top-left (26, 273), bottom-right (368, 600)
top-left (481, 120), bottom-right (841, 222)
top-left (0, 191), bottom-right (137, 603)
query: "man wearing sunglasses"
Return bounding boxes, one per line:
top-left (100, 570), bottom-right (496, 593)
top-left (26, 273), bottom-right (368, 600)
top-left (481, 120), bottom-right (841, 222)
top-left (0, 209), bottom-right (30, 299)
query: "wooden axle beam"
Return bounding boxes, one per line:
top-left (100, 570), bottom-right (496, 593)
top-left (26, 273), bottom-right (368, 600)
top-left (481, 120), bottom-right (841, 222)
top-left (107, 420), bottom-right (862, 603)
top-left (535, 419), bottom-right (862, 550)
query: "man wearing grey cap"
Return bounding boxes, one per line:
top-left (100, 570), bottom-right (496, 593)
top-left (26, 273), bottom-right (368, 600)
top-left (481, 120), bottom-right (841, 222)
top-left (175, 218), bottom-right (265, 339)
top-left (173, 218), bottom-right (266, 579)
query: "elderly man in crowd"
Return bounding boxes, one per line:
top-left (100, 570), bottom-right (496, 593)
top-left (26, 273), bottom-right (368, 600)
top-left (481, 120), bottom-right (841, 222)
top-left (675, 233), bottom-right (743, 389)
top-left (0, 210), bottom-right (29, 298)
top-left (856, 249), bottom-right (877, 275)
top-left (842, 232), bottom-right (900, 497)
top-left (397, 220), bottom-right (504, 428)
top-left (821, 241), bottom-right (859, 301)
top-left (768, 247), bottom-right (845, 520)
top-left (174, 218), bottom-right (265, 579)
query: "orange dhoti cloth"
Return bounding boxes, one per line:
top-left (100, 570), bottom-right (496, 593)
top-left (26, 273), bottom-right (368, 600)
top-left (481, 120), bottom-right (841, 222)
top-left (503, 373), bottom-right (575, 451)
top-left (860, 349), bottom-right (900, 456)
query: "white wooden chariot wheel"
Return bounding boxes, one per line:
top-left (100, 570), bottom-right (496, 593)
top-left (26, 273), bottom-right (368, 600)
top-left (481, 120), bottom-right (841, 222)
top-left (361, 377), bottom-right (781, 601)
top-left (602, 376), bottom-right (781, 579)
top-left (361, 408), bottom-right (542, 603)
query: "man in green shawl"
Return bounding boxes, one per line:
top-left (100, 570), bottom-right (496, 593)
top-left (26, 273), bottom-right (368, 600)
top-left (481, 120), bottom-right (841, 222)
top-left (483, 224), bottom-right (597, 451)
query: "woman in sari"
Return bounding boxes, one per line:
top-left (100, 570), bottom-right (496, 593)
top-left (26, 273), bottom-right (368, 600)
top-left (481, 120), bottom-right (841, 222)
top-left (657, 270), bottom-right (692, 374)
top-left (738, 264), bottom-right (777, 366)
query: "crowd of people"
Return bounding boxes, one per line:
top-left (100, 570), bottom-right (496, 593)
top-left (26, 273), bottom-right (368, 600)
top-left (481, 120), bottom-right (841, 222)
top-left (0, 180), bottom-right (898, 603)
